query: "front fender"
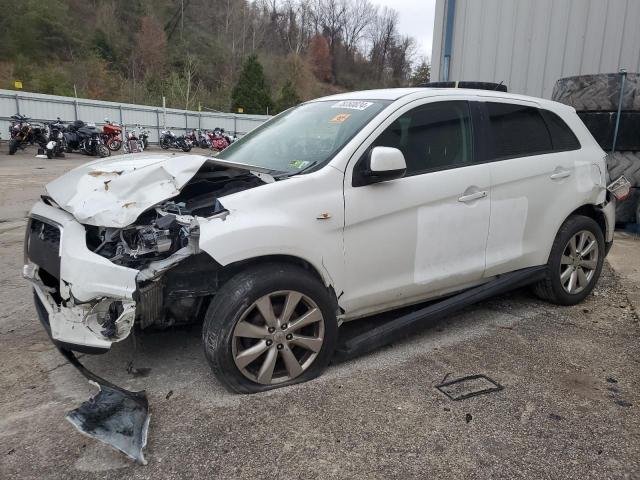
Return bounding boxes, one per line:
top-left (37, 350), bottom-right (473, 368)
top-left (198, 210), bottom-right (341, 290)
top-left (196, 169), bottom-right (345, 294)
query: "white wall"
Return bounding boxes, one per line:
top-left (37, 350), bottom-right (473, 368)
top-left (432, 0), bottom-right (640, 98)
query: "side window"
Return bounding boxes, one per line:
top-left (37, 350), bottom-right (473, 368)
top-left (371, 101), bottom-right (473, 175)
top-left (540, 110), bottom-right (581, 151)
top-left (486, 102), bottom-right (552, 159)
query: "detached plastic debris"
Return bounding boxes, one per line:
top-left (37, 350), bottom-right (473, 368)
top-left (58, 348), bottom-right (151, 464)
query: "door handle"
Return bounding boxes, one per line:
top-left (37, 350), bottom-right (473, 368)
top-left (458, 190), bottom-right (487, 203)
top-left (550, 169), bottom-right (571, 180)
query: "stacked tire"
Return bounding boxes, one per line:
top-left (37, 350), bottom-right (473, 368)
top-left (552, 73), bottom-right (640, 225)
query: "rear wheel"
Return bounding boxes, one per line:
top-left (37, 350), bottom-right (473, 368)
top-left (202, 263), bottom-right (338, 393)
top-left (533, 215), bottom-right (605, 305)
top-left (96, 144), bottom-right (110, 158)
top-left (106, 139), bottom-right (121, 151)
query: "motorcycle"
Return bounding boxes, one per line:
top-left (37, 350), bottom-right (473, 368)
top-left (122, 128), bottom-right (144, 154)
top-left (8, 114), bottom-right (46, 155)
top-left (44, 118), bottom-right (67, 159)
top-left (207, 127), bottom-right (235, 152)
top-left (159, 130), bottom-right (191, 152)
top-left (102, 119), bottom-right (123, 151)
top-left (196, 129), bottom-right (210, 149)
top-left (64, 120), bottom-right (110, 157)
top-left (134, 124), bottom-right (150, 150)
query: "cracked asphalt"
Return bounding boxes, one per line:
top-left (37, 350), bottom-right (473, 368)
top-left (1, 147), bottom-right (639, 479)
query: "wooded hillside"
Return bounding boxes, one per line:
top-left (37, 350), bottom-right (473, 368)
top-left (0, 0), bottom-right (430, 113)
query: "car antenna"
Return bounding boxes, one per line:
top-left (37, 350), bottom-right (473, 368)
top-left (493, 81), bottom-right (504, 90)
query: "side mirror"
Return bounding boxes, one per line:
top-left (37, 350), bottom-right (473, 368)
top-left (353, 146), bottom-right (407, 187)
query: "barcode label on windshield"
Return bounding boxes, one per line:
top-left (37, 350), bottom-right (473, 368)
top-left (331, 101), bottom-right (373, 110)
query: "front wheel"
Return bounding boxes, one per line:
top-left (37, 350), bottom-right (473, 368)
top-left (9, 138), bottom-right (19, 155)
top-left (202, 263), bottom-right (338, 393)
top-left (533, 215), bottom-right (605, 305)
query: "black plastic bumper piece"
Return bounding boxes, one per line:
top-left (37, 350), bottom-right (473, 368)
top-left (33, 290), bottom-right (110, 355)
top-left (334, 266), bottom-right (547, 362)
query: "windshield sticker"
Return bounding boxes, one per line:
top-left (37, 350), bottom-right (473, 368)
top-left (330, 113), bottom-right (351, 123)
top-left (331, 100), bottom-right (374, 111)
top-left (288, 160), bottom-right (310, 169)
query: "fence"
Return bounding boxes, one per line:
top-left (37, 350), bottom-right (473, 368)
top-left (0, 89), bottom-right (270, 144)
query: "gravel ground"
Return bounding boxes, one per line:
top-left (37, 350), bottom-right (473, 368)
top-left (1, 147), bottom-right (639, 479)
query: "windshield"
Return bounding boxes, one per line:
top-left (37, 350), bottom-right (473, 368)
top-left (216, 99), bottom-right (390, 174)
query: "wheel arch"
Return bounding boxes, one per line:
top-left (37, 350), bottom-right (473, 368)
top-left (568, 204), bottom-right (607, 236)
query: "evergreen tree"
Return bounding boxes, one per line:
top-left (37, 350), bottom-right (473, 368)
top-left (274, 80), bottom-right (301, 113)
top-left (231, 55), bottom-right (273, 115)
top-left (410, 59), bottom-right (431, 86)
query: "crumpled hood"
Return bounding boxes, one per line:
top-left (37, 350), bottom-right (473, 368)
top-left (45, 153), bottom-right (211, 227)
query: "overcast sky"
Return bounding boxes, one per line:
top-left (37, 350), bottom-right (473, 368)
top-left (370, 0), bottom-right (437, 62)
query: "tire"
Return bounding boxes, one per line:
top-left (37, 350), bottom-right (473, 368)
top-left (614, 189), bottom-right (640, 224)
top-left (46, 149), bottom-right (53, 159)
top-left (181, 145), bottom-right (191, 152)
top-left (552, 73), bottom-right (640, 111)
top-left (202, 263), bottom-right (338, 394)
top-left (8, 138), bottom-right (19, 155)
top-left (607, 152), bottom-right (640, 186)
top-left (160, 140), bottom-right (170, 150)
top-left (578, 112), bottom-right (640, 151)
top-left (106, 139), bottom-right (121, 151)
top-left (533, 215), bottom-right (605, 305)
top-left (96, 144), bottom-right (110, 158)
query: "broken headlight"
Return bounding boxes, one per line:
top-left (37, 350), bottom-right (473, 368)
top-left (86, 204), bottom-right (198, 268)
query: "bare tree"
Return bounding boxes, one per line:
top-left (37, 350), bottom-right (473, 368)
top-left (342, 0), bottom-right (376, 59)
top-left (368, 6), bottom-right (398, 81)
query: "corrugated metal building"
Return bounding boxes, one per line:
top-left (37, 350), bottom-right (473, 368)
top-left (431, 0), bottom-right (640, 98)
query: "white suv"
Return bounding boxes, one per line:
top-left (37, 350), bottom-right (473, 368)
top-left (25, 88), bottom-right (615, 393)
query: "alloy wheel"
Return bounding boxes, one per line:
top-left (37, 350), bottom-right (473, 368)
top-left (559, 230), bottom-right (599, 294)
top-left (231, 290), bottom-right (325, 385)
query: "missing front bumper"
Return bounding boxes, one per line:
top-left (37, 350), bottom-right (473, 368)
top-left (27, 267), bottom-right (136, 353)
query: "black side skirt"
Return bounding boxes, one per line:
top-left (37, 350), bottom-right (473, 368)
top-left (334, 266), bottom-right (547, 362)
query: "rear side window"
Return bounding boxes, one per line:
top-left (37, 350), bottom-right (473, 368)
top-left (540, 110), bottom-right (581, 151)
top-left (486, 102), bottom-right (552, 159)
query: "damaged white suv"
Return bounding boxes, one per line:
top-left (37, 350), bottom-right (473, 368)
top-left (25, 88), bottom-right (616, 393)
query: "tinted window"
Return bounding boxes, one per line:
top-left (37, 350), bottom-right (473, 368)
top-left (486, 102), bottom-right (552, 159)
top-left (372, 101), bottom-right (473, 175)
top-left (540, 110), bottom-right (581, 151)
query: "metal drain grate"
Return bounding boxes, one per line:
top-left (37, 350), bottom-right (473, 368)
top-left (435, 374), bottom-right (503, 401)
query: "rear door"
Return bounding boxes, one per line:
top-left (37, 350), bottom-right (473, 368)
top-left (480, 100), bottom-right (583, 277)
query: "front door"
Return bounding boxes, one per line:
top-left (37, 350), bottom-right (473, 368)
top-left (341, 99), bottom-right (491, 318)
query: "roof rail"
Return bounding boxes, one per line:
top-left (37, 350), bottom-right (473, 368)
top-left (420, 81), bottom-right (508, 92)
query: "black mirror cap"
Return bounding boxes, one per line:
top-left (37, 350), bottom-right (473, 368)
top-left (352, 150), bottom-right (406, 187)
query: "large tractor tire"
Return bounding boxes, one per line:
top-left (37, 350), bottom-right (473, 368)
top-left (552, 73), bottom-right (640, 111)
top-left (578, 112), bottom-right (640, 151)
top-left (606, 152), bottom-right (640, 224)
top-left (607, 152), bottom-right (640, 185)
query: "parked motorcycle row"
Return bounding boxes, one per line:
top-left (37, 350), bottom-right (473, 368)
top-left (162, 127), bottom-right (237, 152)
top-left (7, 113), bottom-right (236, 157)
